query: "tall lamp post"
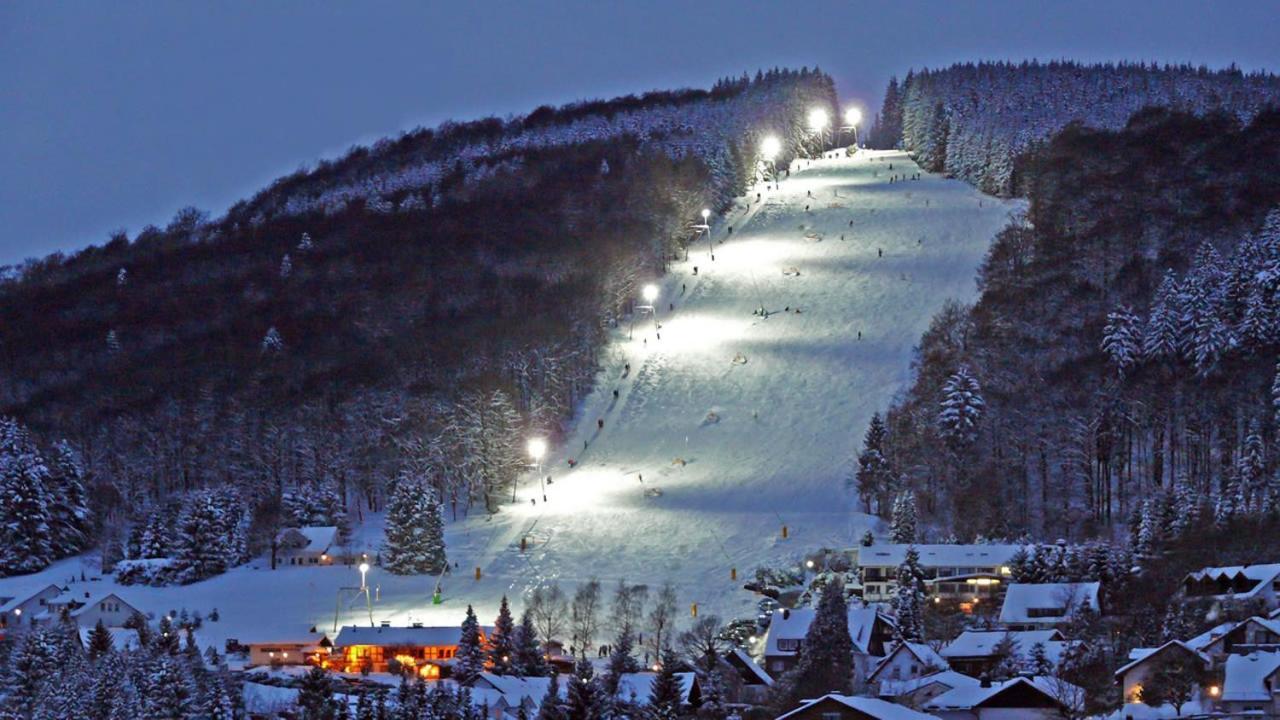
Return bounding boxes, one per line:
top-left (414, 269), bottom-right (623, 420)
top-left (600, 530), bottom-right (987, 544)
top-left (528, 437), bottom-right (547, 501)
top-left (761, 135), bottom-right (780, 187)
top-left (642, 284), bottom-right (659, 336)
top-left (700, 209), bottom-right (713, 260)
top-left (841, 107), bottom-right (862, 150)
top-left (808, 108), bottom-right (829, 156)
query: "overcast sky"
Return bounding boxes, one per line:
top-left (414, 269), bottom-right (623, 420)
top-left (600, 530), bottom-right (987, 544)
top-left (2, 0), bottom-right (1278, 264)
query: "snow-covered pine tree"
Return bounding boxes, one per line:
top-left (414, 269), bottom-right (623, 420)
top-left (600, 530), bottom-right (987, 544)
top-left (776, 575), bottom-right (854, 706)
top-left (647, 648), bottom-right (684, 720)
top-left (853, 412), bottom-right (894, 513)
top-left (513, 608), bottom-right (548, 677)
top-left (260, 326), bottom-right (285, 354)
top-left (990, 633), bottom-right (1022, 679)
top-left (1272, 360), bottom-right (1280, 435)
top-left (0, 416), bottom-right (54, 575)
top-left (105, 329), bottom-right (122, 355)
top-left (1143, 271), bottom-right (1182, 361)
top-left (172, 493), bottom-right (230, 583)
top-left (86, 619), bottom-right (114, 660)
top-left (116, 267), bottom-right (128, 286)
top-left (47, 440), bottom-right (90, 558)
top-left (535, 671), bottom-right (563, 720)
top-left (383, 474), bottom-right (447, 575)
top-left (889, 490), bottom-right (918, 544)
top-left (455, 605), bottom-right (487, 684)
top-left (489, 596), bottom-right (517, 676)
top-left (1101, 305), bottom-right (1143, 376)
top-left (1238, 420), bottom-right (1267, 512)
top-left (565, 657), bottom-right (603, 720)
top-left (892, 546), bottom-right (926, 642)
top-left (279, 253), bottom-right (293, 279)
top-left (938, 366), bottom-right (984, 449)
top-left (1027, 641), bottom-right (1053, 676)
top-left (1181, 243), bottom-right (1233, 376)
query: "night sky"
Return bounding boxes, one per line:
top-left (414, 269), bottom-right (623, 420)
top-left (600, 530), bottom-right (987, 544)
top-left (3, 0), bottom-right (1278, 264)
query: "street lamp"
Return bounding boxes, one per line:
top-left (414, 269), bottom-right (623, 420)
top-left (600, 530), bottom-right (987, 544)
top-left (528, 437), bottom-right (547, 501)
top-left (808, 108), bottom-right (829, 155)
top-left (358, 562), bottom-right (370, 590)
top-left (642, 284), bottom-right (659, 304)
top-left (700, 208), bottom-right (714, 260)
top-left (842, 107), bottom-right (862, 149)
top-left (761, 135), bottom-right (781, 186)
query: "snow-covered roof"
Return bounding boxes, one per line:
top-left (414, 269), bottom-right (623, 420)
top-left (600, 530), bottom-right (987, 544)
top-left (333, 624), bottom-right (491, 647)
top-left (777, 693), bottom-right (939, 720)
top-left (78, 626), bottom-right (141, 651)
top-left (764, 605), bottom-right (893, 656)
top-left (1113, 640), bottom-right (1211, 678)
top-left (941, 629), bottom-right (1063, 659)
top-left (278, 526), bottom-right (339, 552)
top-left (856, 544), bottom-right (1025, 569)
top-left (1222, 651), bottom-right (1280, 702)
top-left (475, 673), bottom-right (553, 704)
top-left (1184, 563), bottom-right (1280, 598)
top-left (615, 672), bottom-right (696, 705)
top-left (877, 670), bottom-right (978, 698)
top-left (0, 583), bottom-right (61, 613)
top-left (727, 647), bottom-right (773, 686)
top-left (1183, 620), bottom-right (1236, 651)
top-left (924, 676), bottom-right (1079, 711)
top-left (869, 641), bottom-right (949, 682)
top-left (998, 582), bottom-right (1099, 625)
top-left (67, 592), bottom-right (138, 618)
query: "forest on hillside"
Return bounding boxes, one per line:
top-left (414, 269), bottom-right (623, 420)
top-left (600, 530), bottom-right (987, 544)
top-left (856, 107), bottom-right (1280, 545)
top-left (0, 69), bottom-right (837, 580)
top-left (869, 60), bottom-right (1280, 195)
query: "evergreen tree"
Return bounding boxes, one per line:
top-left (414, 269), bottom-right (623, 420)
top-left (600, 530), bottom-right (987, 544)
top-left (889, 490), bottom-right (917, 543)
top-left (990, 633), bottom-right (1022, 679)
top-left (565, 657), bottom-right (603, 720)
top-left (773, 576), bottom-right (853, 708)
top-left (938, 366), bottom-right (984, 449)
top-left (535, 671), bottom-right (564, 720)
top-left (141, 654), bottom-right (193, 719)
top-left (1238, 420), bottom-right (1266, 511)
top-left (489, 596), bottom-right (517, 675)
top-left (455, 604), bottom-right (487, 684)
top-left (853, 413), bottom-right (894, 513)
top-left (1101, 306), bottom-right (1143, 376)
top-left (514, 608), bottom-right (549, 677)
top-left (892, 546), bottom-right (926, 642)
top-left (1143, 271), bottom-right (1181, 360)
top-left (647, 649), bottom-right (684, 720)
top-left (87, 620), bottom-right (115, 660)
top-left (297, 666), bottom-right (336, 719)
top-left (1027, 642), bottom-right (1053, 676)
top-left (172, 493), bottom-right (230, 583)
top-left (383, 474), bottom-right (447, 575)
top-left (0, 416), bottom-right (54, 575)
top-left (47, 440), bottom-right (90, 557)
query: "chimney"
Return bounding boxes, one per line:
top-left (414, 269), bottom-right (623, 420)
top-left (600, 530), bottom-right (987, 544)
top-left (979, 675), bottom-right (992, 688)
top-left (781, 609), bottom-right (791, 620)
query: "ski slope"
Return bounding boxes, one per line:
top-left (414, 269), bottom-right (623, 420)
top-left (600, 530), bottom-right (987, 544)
top-left (0, 150), bottom-right (1021, 648)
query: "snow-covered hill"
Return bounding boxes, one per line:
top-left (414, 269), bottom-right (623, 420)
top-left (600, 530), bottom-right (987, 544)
top-left (0, 149), bottom-right (1020, 647)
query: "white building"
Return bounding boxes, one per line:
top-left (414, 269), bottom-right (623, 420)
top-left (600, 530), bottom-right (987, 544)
top-left (940, 629), bottom-right (1072, 678)
top-left (1217, 650), bottom-right (1280, 715)
top-left (854, 544), bottom-right (1022, 604)
top-left (276, 526), bottom-right (340, 566)
top-left (1183, 563), bottom-right (1280, 609)
top-left (923, 675), bottom-right (1084, 719)
top-left (0, 583), bottom-right (62, 630)
top-left (868, 641), bottom-right (949, 685)
top-left (876, 670), bottom-right (980, 710)
top-left (998, 582), bottom-right (1100, 630)
top-left (762, 605), bottom-right (896, 677)
top-left (38, 590), bottom-right (140, 628)
top-left (775, 693), bottom-right (939, 720)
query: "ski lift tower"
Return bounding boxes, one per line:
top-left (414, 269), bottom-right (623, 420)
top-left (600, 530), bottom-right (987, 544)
top-left (631, 284), bottom-right (660, 340)
top-left (333, 561), bottom-right (375, 634)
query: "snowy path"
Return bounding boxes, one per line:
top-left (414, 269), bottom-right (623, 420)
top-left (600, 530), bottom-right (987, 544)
top-left (0, 151), bottom-right (1020, 647)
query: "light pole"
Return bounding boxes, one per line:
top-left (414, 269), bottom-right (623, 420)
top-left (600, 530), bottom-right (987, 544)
top-left (808, 108), bottom-right (829, 157)
top-left (701, 209), bottom-right (713, 260)
top-left (528, 437), bottom-right (547, 501)
top-left (358, 562), bottom-right (370, 590)
top-left (642, 284), bottom-right (659, 336)
top-left (842, 107), bottom-right (862, 150)
top-left (761, 135), bottom-right (780, 187)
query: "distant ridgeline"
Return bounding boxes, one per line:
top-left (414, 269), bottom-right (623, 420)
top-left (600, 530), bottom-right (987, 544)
top-left (870, 61), bottom-right (1280, 195)
top-left (855, 98), bottom-right (1280, 562)
top-left (0, 68), bottom-right (835, 579)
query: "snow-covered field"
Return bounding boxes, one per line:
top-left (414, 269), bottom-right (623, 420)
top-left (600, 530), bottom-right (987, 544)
top-left (0, 150), bottom-right (1020, 649)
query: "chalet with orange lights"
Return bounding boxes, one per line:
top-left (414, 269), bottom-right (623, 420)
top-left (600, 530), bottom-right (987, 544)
top-left (332, 623), bottom-right (491, 679)
top-left (276, 526), bottom-right (340, 566)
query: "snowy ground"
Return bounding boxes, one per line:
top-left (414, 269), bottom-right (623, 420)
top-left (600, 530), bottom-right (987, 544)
top-left (1, 150), bottom-right (1021, 649)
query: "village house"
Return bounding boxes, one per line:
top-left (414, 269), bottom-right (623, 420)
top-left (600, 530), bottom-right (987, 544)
top-left (471, 673), bottom-right (558, 718)
top-left (1187, 615), bottom-right (1280, 660)
top-left (854, 544), bottom-right (1021, 607)
top-left (922, 675), bottom-right (1084, 719)
top-left (867, 641), bottom-right (949, 686)
top-left (774, 693), bottom-right (939, 720)
top-left (0, 583), bottom-right (62, 630)
top-left (1182, 563), bottom-right (1280, 609)
top-left (246, 634), bottom-right (327, 667)
top-left (332, 623), bottom-right (491, 678)
top-left (875, 670), bottom-right (980, 710)
top-left (719, 647), bottom-right (773, 706)
top-left (997, 582), bottom-right (1100, 631)
top-left (1216, 650), bottom-right (1280, 715)
top-left (763, 604), bottom-right (896, 677)
top-left (42, 590), bottom-right (141, 628)
top-left (1112, 639), bottom-right (1212, 705)
top-left (939, 629), bottom-right (1071, 679)
top-left (275, 526), bottom-right (341, 567)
